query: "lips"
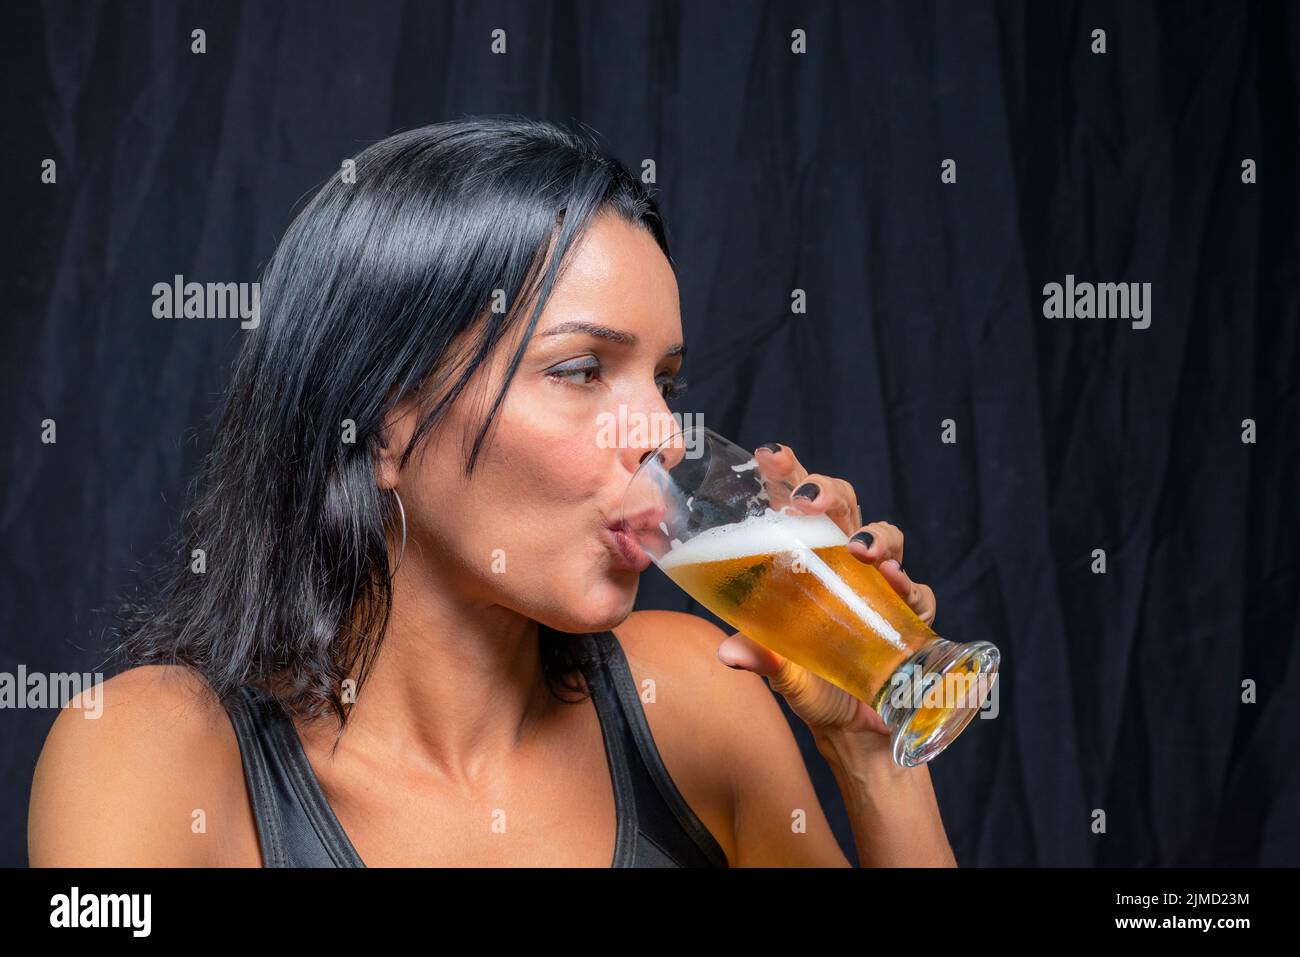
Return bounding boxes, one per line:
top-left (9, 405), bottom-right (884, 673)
top-left (604, 523), bottom-right (652, 572)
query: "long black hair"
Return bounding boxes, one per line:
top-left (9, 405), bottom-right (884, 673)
top-left (111, 115), bottom-right (672, 735)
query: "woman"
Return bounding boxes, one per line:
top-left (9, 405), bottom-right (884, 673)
top-left (28, 116), bottom-right (954, 867)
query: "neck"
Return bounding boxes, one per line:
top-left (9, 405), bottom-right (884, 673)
top-left (303, 552), bottom-right (557, 788)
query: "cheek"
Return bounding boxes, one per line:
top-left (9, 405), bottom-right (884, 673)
top-left (416, 436), bottom-right (638, 628)
top-left (434, 430), bottom-right (600, 568)
top-left (427, 387), bottom-right (628, 577)
top-left (541, 437), bottom-right (610, 502)
top-left (485, 408), bottom-right (610, 508)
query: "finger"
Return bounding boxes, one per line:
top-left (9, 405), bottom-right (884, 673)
top-left (721, 630), bottom-right (890, 735)
top-left (716, 631), bottom-right (787, 674)
top-left (753, 442), bottom-right (807, 509)
top-left (877, 559), bottom-right (937, 625)
top-left (719, 633), bottom-right (827, 718)
top-left (789, 474), bottom-right (861, 536)
top-left (846, 520), bottom-right (905, 566)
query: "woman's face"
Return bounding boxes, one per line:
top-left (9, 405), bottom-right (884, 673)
top-left (386, 212), bottom-right (687, 633)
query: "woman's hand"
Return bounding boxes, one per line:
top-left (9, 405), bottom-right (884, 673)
top-left (714, 442), bottom-right (938, 740)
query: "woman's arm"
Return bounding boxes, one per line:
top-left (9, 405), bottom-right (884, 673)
top-left (714, 658), bottom-right (855, 867)
top-left (812, 725), bottom-right (957, 867)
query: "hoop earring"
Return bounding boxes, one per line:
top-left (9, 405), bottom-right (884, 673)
top-left (389, 488), bottom-right (407, 577)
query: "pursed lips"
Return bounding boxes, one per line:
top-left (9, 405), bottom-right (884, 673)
top-left (603, 522), bottom-right (651, 572)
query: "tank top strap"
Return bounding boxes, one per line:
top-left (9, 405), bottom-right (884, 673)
top-left (222, 683), bottom-right (364, 867)
top-left (580, 630), bottom-right (730, 867)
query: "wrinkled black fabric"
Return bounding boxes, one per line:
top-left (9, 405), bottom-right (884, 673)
top-left (2, 1), bottom-right (1297, 867)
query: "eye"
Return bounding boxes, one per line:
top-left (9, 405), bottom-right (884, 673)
top-left (545, 359), bottom-right (601, 388)
top-left (657, 373), bottom-right (689, 400)
top-left (545, 358), bottom-right (687, 400)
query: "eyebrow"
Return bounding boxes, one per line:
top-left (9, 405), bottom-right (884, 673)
top-left (539, 320), bottom-right (686, 359)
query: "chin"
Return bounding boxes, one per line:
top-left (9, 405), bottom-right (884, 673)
top-left (547, 582), bottom-right (638, 635)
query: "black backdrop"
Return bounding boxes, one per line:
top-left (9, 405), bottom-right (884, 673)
top-left (2, 0), bottom-right (1297, 868)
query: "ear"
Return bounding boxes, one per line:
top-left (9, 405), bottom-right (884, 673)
top-left (374, 395), bottom-right (421, 491)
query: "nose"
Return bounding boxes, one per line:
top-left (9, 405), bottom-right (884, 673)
top-left (614, 397), bottom-right (686, 475)
top-left (620, 417), bottom-right (688, 478)
top-left (637, 440), bottom-right (687, 470)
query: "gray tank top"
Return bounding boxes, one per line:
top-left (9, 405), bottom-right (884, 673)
top-left (222, 629), bottom-right (729, 867)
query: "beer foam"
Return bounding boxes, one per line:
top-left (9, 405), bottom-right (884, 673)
top-left (658, 508), bottom-right (848, 570)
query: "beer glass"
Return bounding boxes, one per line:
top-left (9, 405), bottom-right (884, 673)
top-left (620, 425), bottom-right (1000, 766)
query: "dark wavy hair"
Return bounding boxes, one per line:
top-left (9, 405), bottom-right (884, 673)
top-left (110, 115), bottom-right (672, 738)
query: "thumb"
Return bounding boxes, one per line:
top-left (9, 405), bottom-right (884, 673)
top-left (715, 631), bottom-right (786, 675)
top-left (718, 631), bottom-right (890, 736)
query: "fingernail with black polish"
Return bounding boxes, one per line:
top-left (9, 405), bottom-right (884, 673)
top-left (850, 530), bottom-right (874, 549)
top-left (793, 482), bottom-right (820, 501)
top-left (758, 443), bottom-right (783, 454)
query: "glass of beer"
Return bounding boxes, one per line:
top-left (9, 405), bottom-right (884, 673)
top-left (619, 425), bottom-right (1000, 766)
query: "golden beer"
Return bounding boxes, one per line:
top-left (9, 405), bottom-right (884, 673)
top-left (659, 510), bottom-right (974, 733)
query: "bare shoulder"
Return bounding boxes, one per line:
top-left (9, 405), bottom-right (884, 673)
top-left (612, 610), bottom-right (850, 866)
top-left (28, 664), bottom-right (258, 867)
top-left (613, 609), bottom-right (819, 749)
top-left (612, 610), bottom-right (775, 731)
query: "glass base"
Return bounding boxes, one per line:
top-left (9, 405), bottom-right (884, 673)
top-left (874, 637), bottom-right (1000, 767)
